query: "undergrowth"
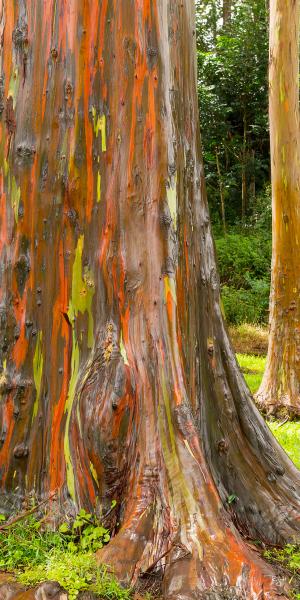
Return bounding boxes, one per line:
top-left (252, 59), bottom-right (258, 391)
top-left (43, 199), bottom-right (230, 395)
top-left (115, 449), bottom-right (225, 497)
top-left (0, 509), bottom-right (130, 600)
top-left (263, 545), bottom-right (300, 599)
top-left (18, 553), bottom-right (131, 600)
top-left (229, 323), bottom-right (268, 355)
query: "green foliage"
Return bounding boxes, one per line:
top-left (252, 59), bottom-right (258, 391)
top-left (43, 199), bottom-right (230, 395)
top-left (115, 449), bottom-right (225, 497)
top-left (0, 515), bottom-right (66, 570)
top-left (215, 233), bottom-right (271, 287)
top-left (215, 232), bottom-right (271, 324)
top-left (264, 544), bottom-right (300, 576)
top-left (221, 286), bottom-right (269, 325)
top-left (248, 185), bottom-right (272, 231)
top-left (0, 508), bottom-right (128, 600)
top-left (196, 0), bottom-right (269, 226)
top-left (18, 553), bottom-right (130, 600)
top-left (59, 508), bottom-right (110, 553)
top-left (264, 545), bottom-right (300, 599)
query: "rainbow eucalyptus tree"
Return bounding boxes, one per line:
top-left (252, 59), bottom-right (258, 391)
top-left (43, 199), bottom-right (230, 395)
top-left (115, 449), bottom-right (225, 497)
top-left (257, 0), bottom-right (300, 417)
top-left (0, 1), bottom-right (299, 598)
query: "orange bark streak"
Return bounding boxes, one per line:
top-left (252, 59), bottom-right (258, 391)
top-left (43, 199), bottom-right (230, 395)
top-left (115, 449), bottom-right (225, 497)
top-left (0, 395), bottom-right (14, 487)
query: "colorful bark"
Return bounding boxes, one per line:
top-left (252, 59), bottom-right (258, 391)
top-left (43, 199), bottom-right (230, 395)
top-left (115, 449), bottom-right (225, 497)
top-left (0, 1), bottom-right (299, 598)
top-left (257, 0), bottom-right (300, 417)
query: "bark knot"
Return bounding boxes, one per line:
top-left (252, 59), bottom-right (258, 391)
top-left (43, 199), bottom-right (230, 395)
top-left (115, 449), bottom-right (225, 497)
top-left (217, 439), bottom-right (229, 455)
top-left (13, 443), bottom-right (29, 459)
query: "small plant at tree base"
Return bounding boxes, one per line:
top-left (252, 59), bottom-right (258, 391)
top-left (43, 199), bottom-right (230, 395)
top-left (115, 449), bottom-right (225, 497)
top-left (264, 545), bottom-right (300, 599)
top-left (18, 552), bottom-right (131, 600)
top-left (0, 505), bottom-right (129, 600)
top-left (264, 545), bottom-right (300, 572)
top-left (0, 514), bottom-right (67, 570)
top-left (59, 508), bottom-right (111, 553)
top-left (227, 494), bottom-right (238, 505)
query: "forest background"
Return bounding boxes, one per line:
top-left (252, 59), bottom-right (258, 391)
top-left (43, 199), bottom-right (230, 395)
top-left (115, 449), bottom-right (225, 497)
top-left (196, 0), bottom-right (271, 327)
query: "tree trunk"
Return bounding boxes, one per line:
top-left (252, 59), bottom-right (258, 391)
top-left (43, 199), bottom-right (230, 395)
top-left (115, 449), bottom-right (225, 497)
top-left (223, 0), bottom-right (232, 27)
top-left (241, 110), bottom-right (247, 220)
top-left (249, 149), bottom-right (256, 202)
top-left (257, 0), bottom-right (300, 417)
top-left (215, 147), bottom-right (226, 233)
top-left (0, 1), bottom-right (299, 598)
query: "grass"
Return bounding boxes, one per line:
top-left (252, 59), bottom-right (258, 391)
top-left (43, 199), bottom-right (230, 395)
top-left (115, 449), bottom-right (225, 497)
top-left (18, 552), bottom-right (131, 600)
top-left (229, 323), bottom-right (268, 356)
top-left (236, 352), bottom-right (266, 394)
top-left (237, 353), bottom-right (300, 470)
top-left (263, 545), bottom-right (300, 599)
top-left (268, 421), bottom-right (300, 470)
top-left (0, 511), bottom-right (130, 600)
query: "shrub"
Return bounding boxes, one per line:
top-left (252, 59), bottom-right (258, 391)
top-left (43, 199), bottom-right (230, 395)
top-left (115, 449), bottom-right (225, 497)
top-left (221, 284), bottom-right (269, 324)
top-left (18, 552), bottom-right (131, 600)
top-left (215, 232), bottom-right (271, 324)
top-left (215, 233), bottom-right (271, 288)
top-left (0, 508), bottom-right (129, 600)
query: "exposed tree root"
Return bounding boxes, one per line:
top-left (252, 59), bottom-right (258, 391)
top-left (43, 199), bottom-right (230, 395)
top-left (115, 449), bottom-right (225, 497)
top-left (96, 457), bottom-right (290, 600)
top-left (255, 394), bottom-right (300, 421)
top-left (98, 515), bottom-right (289, 599)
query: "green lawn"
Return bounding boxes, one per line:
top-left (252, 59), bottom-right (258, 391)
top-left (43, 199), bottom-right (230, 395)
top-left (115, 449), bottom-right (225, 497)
top-left (236, 353), bottom-right (266, 395)
top-left (268, 421), bottom-right (300, 470)
top-left (237, 353), bottom-right (300, 470)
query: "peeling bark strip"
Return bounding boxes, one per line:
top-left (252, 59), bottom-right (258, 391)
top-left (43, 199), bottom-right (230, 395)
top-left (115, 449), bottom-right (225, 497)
top-left (0, 1), bottom-right (299, 598)
top-left (257, 0), bottom-right (300, 417)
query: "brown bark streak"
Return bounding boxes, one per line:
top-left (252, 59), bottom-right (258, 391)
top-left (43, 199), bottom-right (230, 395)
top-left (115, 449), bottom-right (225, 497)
top-left (0, 1), bottom-right (299, 598)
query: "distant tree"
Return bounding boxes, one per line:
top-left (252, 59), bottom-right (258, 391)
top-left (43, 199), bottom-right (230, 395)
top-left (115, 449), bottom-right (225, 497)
top-left (223, 0), bottom-right (232, 26)
top-left (257, 0), bottom-right (300, 416)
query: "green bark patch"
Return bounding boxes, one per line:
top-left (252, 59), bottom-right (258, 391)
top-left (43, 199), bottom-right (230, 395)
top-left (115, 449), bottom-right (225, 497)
top-left (32, 332), bottom-right (43, 419)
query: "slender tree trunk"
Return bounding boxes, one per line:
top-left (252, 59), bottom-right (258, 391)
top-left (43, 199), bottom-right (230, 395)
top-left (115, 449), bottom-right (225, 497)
top-left (0, 2), bottom-right (299, 598)
top-left (241, 111), bottom-right (247, 220)
top-left (215, 147), bottom-right (226, 233)
top-left (250, 149), bottom-right (256, 202)
top-left (257, 0), bottom-right (300, 417)
top-left (223, 0), bottom-right (232, 27)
